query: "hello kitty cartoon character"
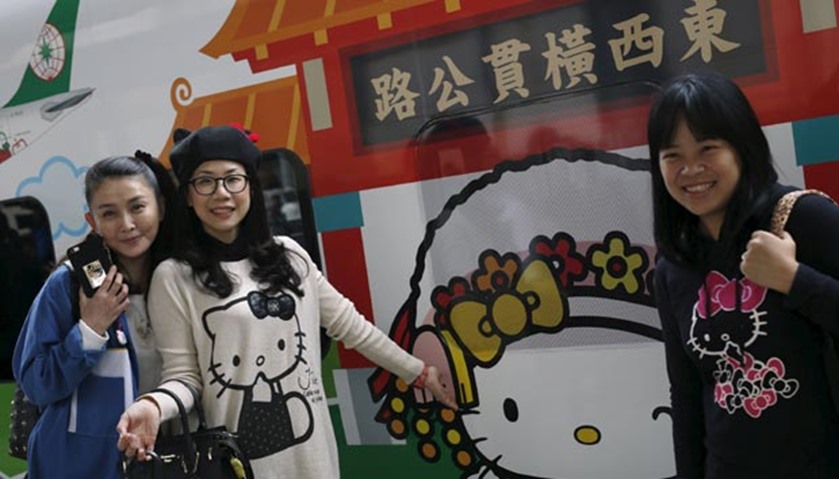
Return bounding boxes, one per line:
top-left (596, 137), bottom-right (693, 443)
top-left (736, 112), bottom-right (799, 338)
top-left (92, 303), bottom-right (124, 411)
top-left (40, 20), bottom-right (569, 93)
top-left (370, 149), bottom-right (676, 478)
top-left (203, 291), bottom-right (314, 458)
top-left (687, 272), bottom-right (800, 418)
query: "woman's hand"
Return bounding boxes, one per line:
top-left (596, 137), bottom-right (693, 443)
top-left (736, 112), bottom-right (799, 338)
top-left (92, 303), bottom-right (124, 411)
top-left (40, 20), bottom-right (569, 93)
top-left (740, 230), bottom-right (798, 294)
top-left (423, 365), bottom-right (459, 411)
top-left (117, 398), bottom-right (161, 461)
top-left (79, 265), bottom-right (129, 335)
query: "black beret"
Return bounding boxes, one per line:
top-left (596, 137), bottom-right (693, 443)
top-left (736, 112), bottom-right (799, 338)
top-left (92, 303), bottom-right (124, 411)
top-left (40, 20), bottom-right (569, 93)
top-left (169, 125), bottom-right (261, 183)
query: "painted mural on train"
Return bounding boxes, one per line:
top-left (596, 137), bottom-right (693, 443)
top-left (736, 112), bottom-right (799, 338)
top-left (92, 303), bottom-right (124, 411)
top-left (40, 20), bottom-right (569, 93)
top-left (2, 0), bottom-right (838, 478)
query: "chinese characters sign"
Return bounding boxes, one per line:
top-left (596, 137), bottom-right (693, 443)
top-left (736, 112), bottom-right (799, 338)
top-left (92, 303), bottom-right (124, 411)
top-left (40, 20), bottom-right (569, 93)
top-left (349, 0), bottom-right (766, 147)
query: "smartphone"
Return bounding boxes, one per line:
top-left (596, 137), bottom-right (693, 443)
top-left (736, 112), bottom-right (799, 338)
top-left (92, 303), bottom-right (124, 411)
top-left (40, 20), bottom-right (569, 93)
top-left (67, 235), bottom-right (113, 297)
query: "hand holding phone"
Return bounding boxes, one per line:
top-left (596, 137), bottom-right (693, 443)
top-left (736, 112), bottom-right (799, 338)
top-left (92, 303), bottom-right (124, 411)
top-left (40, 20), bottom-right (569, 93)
top-left (77, 266), bottom-right (130, 336)
top-left (68, 235), bottom-right (130, 335)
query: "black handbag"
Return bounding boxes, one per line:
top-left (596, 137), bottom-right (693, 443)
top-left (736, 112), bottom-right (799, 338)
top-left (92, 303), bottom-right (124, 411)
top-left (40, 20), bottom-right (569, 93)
top-left (8, 265), bottom-right (79, 460)
top-left (8, 385), bottom-right (39, 459)
top-left (122, 387), bottom-right (253, 479)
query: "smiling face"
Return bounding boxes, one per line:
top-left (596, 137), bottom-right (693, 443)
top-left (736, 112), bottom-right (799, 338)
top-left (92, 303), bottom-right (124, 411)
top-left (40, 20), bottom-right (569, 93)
top-left (658, 117), bottom-right (742, 239)
top-left (187, 159), bottom-right (251, 243)
top-left (88, 175), bottom-right (162, 262)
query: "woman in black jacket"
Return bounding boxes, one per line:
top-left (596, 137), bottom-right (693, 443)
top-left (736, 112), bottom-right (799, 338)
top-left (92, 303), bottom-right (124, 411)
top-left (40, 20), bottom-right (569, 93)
top-left (648, 72), bottom-right (839, 478)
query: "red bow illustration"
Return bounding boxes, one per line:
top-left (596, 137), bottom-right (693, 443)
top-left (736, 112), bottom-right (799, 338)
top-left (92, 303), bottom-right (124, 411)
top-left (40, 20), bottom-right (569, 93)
top-left (697, 271), bottom-right (767, 318)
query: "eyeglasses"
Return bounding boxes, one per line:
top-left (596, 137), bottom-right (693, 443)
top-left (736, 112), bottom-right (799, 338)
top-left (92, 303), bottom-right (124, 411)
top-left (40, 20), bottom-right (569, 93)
top-left (188, 174), bottom-right (249, 196)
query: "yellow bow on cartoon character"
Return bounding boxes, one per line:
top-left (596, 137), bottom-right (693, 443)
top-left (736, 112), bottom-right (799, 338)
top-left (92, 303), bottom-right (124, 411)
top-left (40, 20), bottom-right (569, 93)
top-left (447, 259), bottom-right (566, 366)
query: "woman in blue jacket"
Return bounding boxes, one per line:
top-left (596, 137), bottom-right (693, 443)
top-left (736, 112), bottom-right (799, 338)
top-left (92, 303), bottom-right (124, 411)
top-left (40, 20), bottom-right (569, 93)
top-left (12, 152), bottom-right (175, 479)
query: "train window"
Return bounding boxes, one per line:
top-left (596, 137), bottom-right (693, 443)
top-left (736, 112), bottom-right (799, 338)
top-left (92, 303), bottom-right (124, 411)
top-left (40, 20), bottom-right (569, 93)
top-left (258, 148), bottom-right (321, 269)
top-left (413, 80), bottom-right (661, 178)
top-left (257, 148), bottom-right (330, 356)
top-left (0, 196), bottom-right (55, 380)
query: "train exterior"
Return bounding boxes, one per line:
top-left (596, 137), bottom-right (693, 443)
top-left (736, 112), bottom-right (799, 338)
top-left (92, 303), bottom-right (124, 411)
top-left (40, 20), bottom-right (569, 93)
top-left (2, 0), bottom-right (838, 477)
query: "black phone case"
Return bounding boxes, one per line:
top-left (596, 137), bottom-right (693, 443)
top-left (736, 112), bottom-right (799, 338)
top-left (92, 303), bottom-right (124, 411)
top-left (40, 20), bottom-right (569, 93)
top-left (67, 235), bottom-right (113, 297)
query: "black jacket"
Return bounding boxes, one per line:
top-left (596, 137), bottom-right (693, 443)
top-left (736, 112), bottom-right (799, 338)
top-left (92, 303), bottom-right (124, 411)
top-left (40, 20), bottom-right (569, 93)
top-left (655, 184), bottom-right (839, 478)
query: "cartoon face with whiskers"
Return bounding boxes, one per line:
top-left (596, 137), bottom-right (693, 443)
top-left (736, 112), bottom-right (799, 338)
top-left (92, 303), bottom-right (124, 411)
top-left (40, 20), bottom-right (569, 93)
top-left (459, 341), bottom-right (672, 478)
top-left (370, 150), bottom-right (676, 478)
top-left (203, 292), bottom-right (305, 396)
top-left (687, 272), bottom-right (768, 360)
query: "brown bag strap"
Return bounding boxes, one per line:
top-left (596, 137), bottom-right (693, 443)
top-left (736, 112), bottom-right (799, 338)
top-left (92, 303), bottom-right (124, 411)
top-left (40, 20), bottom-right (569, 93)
top-left (770, 189), bottom-right (839, 418)
top-left (770, 189), bottom-right (835, 236)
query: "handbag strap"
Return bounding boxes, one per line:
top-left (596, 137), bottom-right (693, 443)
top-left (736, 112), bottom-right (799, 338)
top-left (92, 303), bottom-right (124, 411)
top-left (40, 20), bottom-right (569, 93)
top-left (770, 189), bottom-right (835, 236)
top-left (147, 386), bottom-right (255, 479)
top-left (148, 387), bottom-right (198, 472)
top-left (168, 380), bottom-right (208, 431)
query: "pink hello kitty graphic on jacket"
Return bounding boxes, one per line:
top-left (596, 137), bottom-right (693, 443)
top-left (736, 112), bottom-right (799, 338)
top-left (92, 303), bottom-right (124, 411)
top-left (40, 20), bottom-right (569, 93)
top-left (688, 271), bottom-right (799, 418)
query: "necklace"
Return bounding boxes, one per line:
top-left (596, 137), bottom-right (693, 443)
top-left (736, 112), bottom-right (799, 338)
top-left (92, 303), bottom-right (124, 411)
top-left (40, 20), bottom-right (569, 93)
top-left (135, 315), bottom-right (153, 339)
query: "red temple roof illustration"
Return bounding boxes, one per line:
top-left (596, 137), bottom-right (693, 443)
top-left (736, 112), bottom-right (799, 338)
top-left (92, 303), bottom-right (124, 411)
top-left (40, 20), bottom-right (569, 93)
top-left (201, 0), bottom-right (459, 60)
top-left (159, 76), bottom-right (309, 168)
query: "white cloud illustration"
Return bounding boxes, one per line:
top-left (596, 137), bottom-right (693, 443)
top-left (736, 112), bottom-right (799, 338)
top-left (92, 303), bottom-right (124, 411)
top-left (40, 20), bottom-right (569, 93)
top-left (16, 156), bottom-right (88, 239)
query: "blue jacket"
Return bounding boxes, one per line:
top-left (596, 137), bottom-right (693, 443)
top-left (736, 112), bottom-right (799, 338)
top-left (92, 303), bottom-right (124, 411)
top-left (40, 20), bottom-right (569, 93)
top-left (12, 265), bottom-right (139, 479)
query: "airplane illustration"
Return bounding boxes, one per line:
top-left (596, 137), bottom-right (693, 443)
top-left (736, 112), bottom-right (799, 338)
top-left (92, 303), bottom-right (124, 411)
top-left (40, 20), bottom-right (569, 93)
top-left (0, 0), bottom-right (91, 164)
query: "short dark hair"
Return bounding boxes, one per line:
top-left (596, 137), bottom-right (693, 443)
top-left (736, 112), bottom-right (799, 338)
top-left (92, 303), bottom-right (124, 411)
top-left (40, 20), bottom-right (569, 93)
top-left (647, 73), bottom-right (778, 267)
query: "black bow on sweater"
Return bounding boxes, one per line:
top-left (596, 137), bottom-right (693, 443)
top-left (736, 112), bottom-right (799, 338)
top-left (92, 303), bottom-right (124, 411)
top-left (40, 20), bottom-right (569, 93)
top-left (247, 291), bottom-right (295, 320)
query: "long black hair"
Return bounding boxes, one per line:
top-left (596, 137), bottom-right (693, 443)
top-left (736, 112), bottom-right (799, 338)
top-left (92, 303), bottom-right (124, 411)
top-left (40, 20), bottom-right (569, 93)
top-left (647, 73), bottom-right (778, 268)
top-left (83, 152), bottom-right (176, 291)
top-left (171, 161), bottom-right (303, 298)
